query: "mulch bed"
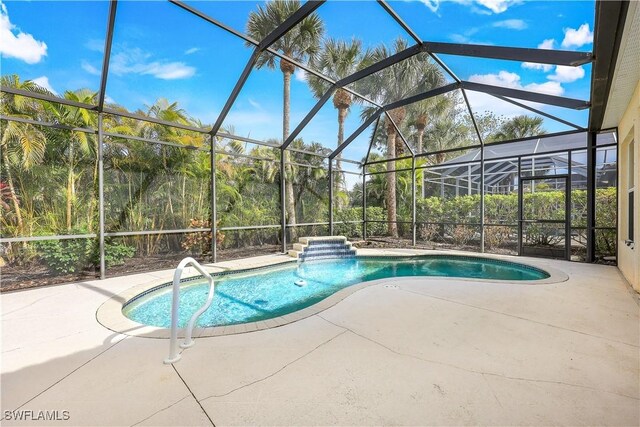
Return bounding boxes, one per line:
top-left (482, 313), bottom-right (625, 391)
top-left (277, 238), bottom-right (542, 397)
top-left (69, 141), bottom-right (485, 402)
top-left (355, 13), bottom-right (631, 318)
top-left (1, 244), bottom-right (283, 293)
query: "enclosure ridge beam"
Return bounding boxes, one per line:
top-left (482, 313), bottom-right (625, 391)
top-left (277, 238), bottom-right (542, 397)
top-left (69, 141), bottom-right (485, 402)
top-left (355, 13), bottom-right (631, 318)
top-left (258, 0), bottom-right (326, 51)
top-left (209, 49), bottom-right (260, 136)
top-left (491, 94), bottom-right (585, 130)
top-left (329, 110), bottom-right (382, 160)
top-left (170, 0), bottom-right (259, 46)
top-left (0, 86), bottom-right (98, 111)
top-left (98, 0), bottom-right (117, 112)
top-left (422, 41), bottom-right (593, 66)
top-left (377, 0), bottom-right (422, 45)
top-left (461, 81), bottom-right (590, 110)
top-left (336, 44), bottom-right (424, 88)
top-left (281, 85), bottom-right (337, 150)
top-left (383, 82), bottom-right (460, 111)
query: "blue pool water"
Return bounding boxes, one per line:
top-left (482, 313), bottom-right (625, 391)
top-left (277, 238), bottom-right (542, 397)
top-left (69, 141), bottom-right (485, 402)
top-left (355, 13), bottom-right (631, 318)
top-left (123, 256), bottom-right (549, 328)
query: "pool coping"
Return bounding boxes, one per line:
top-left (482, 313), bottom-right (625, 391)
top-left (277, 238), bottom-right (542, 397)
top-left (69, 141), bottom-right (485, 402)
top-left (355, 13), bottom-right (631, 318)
top-left (95, 250), bottom-right (569, 339)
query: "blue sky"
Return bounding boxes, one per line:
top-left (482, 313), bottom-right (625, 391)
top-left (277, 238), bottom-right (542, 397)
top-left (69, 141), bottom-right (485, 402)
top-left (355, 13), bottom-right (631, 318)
top-left (1, 0), bottom-right (595, 162)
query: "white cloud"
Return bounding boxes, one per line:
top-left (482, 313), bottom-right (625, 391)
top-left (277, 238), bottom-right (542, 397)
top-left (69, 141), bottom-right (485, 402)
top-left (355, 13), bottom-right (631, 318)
top-left (31, 76), bottom-right (56, 94)
top-left (81, 60), bottom-right (101, 76)
top-left (419, 0), bottom-right (440, 12)
top-left (470, 70), bottom-right (521, 88)
top-left (537, 38), bottom-right (556, 50)
top-left (294, 68), bottom-right (307, 82)
top-left (524, 81), bottom-right (564, 96)
top-left (561, 23), bottom-right (593, 48)
top-left (110, 47), bottom-right (196, 80)
top-left (104, 95), bottom-right (116, 105)
top-left (424, 0), bottom-right (519, 14)
top-left (469, 70), bottom-right (564, 96)
top-left (547, 65), bottom-right (585, 83)
top-left (85, 38), bottom-right (104, 53)
top-left (475, 0), bottom-right (520, 14)
top-left (0, 1), bottom-right (47, 64)
top-left (522, 39), bottom-right (555, 72)
top-left (184, 47), bottom-right (200, 55)
top-left (492, 19), bottom-right (527, 30)
top-left (248, 98), bottom-right (261, 109)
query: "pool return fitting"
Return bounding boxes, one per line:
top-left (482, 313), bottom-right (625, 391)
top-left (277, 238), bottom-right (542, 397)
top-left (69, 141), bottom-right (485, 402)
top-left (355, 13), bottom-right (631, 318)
top-left (164, 257), bottom-right (215, 364)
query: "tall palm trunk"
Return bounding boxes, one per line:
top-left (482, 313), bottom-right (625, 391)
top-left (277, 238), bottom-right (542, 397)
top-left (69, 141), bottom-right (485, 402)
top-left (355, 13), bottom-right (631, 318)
top-left (386, 125), bottom-right (398, 238)
top-left (2, 150), bottom-right (25, 235)
top-left (66, 142), bottom-right (75, 231)
top-left (416, 128), bottom-right (425, 155)
top-left (335, 105), bottom-right (348, 209)
top-left (281, 62), bottom-right (297, 241)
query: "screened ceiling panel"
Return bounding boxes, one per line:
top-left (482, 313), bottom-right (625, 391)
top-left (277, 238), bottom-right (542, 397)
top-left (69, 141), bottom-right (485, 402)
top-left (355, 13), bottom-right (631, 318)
top-left (340, 114), bottom-right (380, 163)
top-left (387, 0), bottom-right (595, 50)
top-left (347, 52), bottom-right (454, 105)
top-left (397, 88), bottom-right (480, 155)
top-left (465, 92), bottom-right (577, 143)
top-left (295, 92), bottom-right (377, 154)
top-left (1, 1), bottom-right (109, 103)
top-left (366, 115), bottom-right (390, 163)
top-left (438, 54), bottom-right (592, 104)
top-left (289, 0), bottom-right (415, 72)
top-left (105, 1), bottom-right (254, 126)
top-left (182, 0), bottom-right (297, 40)
top-left (220, 55), bottom-right (328, 144)
top-left (503, 97), bottom-right (589, 130)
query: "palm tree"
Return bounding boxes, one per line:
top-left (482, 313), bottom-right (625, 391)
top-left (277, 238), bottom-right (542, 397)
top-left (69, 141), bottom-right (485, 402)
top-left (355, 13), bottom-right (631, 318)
top-left (307, 38), bottom-right (373, 201)
top-left (423, 116), bottom-right (472, 164)
top-left (358, 38), bottom-right (446, 237)
top-left (408, 91), bottom-right (449, 154)
top-left (246, 0), bottom-right (324, 240)
top-left (489, 115), bottom-right (546, 142)
top-left (44, 89), bottom-right (98, 231)
top-left (0, 75), bottom-right (49, 235)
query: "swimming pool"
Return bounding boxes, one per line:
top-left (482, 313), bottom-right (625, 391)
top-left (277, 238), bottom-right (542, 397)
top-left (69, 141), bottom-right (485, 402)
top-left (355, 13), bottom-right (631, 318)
top-left (123, 255), bottom-right (549, 329)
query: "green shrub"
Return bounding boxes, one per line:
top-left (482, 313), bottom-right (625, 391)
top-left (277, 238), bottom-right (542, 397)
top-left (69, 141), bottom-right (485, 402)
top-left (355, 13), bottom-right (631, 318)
top-left (103, 241), bottom-right (136, 267)
top-left (34, 239), bottom-right (92, 274)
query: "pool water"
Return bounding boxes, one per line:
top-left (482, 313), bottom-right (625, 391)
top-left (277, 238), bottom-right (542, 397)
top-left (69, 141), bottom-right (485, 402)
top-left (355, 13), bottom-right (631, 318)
top-left (123, 256), bottom-right (549, 328)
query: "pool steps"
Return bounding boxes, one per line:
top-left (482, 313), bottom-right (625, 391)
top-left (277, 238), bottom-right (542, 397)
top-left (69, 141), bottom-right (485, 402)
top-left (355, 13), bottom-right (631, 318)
top-left (288, 236), bottom-right (357, 260)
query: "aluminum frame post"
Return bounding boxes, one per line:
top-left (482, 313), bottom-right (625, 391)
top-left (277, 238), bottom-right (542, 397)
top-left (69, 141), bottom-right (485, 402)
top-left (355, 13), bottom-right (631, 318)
top-left (411, 156), bottom-right (416, 246)
top-left (566, 151), bottom-right (573, 261)
top-left (517, 158), bottom-right (523, 256)
top-left (280, 148), bottom-right (287, 253)
top-left (480, 134), bottom-right (485, 253)
top-left (329, 160), bottom-right (334, 236)
top-left (362, 170), bottom-right (367, 240)
top-left (98, 114), bottom-right (106, 279)
top-left (210, 135), bottom-right (217, 263)
top-left (586, 132), bottom-right (597, 262)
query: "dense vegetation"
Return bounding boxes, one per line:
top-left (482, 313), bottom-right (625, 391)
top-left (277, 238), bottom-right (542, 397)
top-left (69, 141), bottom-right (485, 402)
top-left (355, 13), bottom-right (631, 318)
top-left (0, 0), bottom-right (616, 285)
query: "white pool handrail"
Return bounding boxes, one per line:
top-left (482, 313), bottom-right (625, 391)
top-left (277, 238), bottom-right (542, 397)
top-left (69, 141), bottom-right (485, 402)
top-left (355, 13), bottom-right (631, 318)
top-left (164, 257), bottom-right (214, 364)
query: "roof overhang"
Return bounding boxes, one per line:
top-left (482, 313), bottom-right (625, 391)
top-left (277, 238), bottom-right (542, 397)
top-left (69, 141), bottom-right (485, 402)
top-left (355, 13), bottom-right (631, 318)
top-left (589, 0), bottom-right (632, 131)
top-left (601, 1), bottom-right (640, 130)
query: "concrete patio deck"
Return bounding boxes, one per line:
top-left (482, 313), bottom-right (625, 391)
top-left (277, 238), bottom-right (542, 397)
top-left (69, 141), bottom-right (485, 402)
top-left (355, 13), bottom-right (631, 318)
top-left (2, 249), bottom-right (639, 426)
